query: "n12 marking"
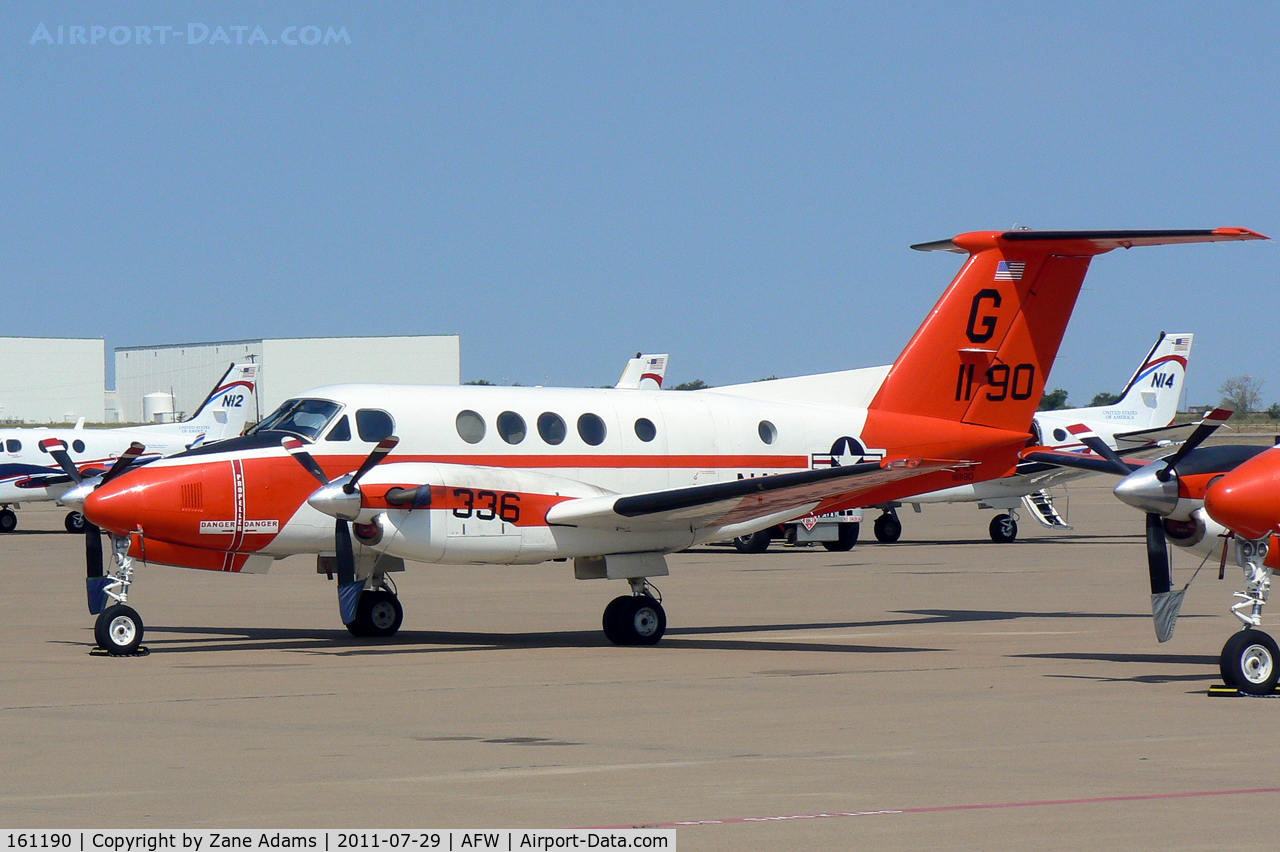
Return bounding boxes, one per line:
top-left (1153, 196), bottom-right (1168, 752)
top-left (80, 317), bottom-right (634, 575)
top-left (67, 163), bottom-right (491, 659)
top-left (220, 393), bottom-right (244, 407)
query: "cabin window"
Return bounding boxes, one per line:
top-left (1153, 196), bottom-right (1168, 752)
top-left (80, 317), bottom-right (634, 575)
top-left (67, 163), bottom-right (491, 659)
top-left (578, 413), bottom-right (607, 446)
top-left (5, 439), bottom-right (19, 453)
top-left (356, 409), bottom-right (395, 442)
top-left (538, 412), bottom-right (566, 445)
top-left (72, 440), bottom-right (85, 454)
top-left (326, 415), bottom-right (352, 442)
top-left (1052, 428), bottom-right (1068, 443)
top-left (634, 418), bottom-right (657, 442)
top-left (456, 410), bottom-right (486, 444)
top-left (497, 411), bottom-right (527, 444)
top-left (758, 420), bottom-right (777, 445)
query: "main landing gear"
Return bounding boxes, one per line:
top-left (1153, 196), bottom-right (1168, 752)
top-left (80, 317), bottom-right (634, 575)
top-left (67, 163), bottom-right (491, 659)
top-left (989, 511), bottom-right (1019, 543)
top-left (0, 507), bottom-right (16, 533)
top-left (602, 579), bottom-right (666, 646)
top-left (873, 510), bottom-right (902, 543)
top-left (1220, 537), bottom-right (1280, 695)
top-left (346, 579), bottom-right (405, 638)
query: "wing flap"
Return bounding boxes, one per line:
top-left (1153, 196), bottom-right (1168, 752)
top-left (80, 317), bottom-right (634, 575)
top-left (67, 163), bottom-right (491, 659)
top-left (546, 457), bottom-right (962, 532)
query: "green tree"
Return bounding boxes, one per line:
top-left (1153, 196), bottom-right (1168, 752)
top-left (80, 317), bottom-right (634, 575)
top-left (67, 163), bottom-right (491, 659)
top-left (1219, 375), bottom-right (1264, 413)
top-left (672, 379), bottom-right (710, 391)
top-left (1038, 388), bottom-right (1069, 410)
top-left (1090, 391), bottom-right (1121, 407)
top-left (1267, 402), bottom-right (1280, 421)
top-left (463, 379), bottom-right (495, 386)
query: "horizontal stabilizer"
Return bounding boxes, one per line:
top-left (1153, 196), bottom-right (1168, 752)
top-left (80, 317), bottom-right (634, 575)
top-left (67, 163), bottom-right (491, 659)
top-left (1021, 447), bottom-right (1145, 475)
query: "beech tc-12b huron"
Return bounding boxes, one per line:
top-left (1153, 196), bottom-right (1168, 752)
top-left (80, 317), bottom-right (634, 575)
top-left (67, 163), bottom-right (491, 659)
top-left (0, 363), bottom-right (257, 535)
top-left (60, 229), bottom-right (1265, 653)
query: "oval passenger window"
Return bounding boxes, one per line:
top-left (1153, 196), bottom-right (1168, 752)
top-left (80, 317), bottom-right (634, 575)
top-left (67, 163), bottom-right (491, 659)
top-left (577, 413), bottom-right (607, 446)
top-left (456, 410), bottom-right (486, 444)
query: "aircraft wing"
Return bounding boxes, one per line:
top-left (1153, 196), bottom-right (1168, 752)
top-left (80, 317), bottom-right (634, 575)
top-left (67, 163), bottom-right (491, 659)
top-left (545, 457), bottom-right (960, 532)
top-left (1112, 422), bottom-right (1202, 446)
top-left (1019, 448), bottom-right (1147, 475)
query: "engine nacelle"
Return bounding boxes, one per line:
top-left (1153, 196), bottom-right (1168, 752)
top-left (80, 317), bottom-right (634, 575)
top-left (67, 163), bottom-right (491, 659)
top-left (1163, 507), bottom-right (1229, 560)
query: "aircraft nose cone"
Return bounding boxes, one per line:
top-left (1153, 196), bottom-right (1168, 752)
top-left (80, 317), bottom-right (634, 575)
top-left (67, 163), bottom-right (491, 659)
top-left (1113, 463), bottom-right (1179, 516)
top-left (1204, 447), bottom-right (1280, 541)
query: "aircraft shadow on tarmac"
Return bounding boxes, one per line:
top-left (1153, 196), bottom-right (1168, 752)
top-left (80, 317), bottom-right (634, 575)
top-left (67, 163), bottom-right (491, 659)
top-left (1013, 651), bottom-right (1222, 687)
top-left (60, 607), bottom-right (1177, 658)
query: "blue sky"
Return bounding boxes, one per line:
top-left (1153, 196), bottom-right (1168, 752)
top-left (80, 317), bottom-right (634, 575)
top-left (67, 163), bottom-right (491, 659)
top-left (2, 2), bottom-right (1276, 407)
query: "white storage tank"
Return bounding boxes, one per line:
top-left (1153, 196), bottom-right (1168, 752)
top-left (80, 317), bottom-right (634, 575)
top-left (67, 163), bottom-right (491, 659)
top-left (142, 392), bottom-right (175, 423)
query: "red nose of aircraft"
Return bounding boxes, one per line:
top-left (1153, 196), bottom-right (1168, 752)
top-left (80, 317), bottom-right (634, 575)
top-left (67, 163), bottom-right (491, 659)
top-left (83, 459), bottom-right (236, 545)
top-left (1203, 446), bottom-right (1280, 541)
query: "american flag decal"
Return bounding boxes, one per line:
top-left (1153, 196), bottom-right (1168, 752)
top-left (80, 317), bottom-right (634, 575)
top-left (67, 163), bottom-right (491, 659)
top-left (1172, 337), bottom-right (1190, 354)
top-left (995, 261), bottom-right (1025, 281)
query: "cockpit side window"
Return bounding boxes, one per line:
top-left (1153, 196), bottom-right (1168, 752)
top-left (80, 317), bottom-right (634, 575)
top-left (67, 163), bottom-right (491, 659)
top-left (356, 409), bottom-right (395, 442)
top-left (326, 415), bottom-right (352, 442)
top-left (251, 398), bottom-right (342, 441)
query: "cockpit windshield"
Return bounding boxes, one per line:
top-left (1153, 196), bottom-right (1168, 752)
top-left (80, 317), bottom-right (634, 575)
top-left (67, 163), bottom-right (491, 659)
top-left (252, 398), bottom-right (342, 441)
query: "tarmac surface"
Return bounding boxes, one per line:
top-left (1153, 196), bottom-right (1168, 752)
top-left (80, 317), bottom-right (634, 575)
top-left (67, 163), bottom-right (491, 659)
top-left (3, 473), bottom-right (1280, 850)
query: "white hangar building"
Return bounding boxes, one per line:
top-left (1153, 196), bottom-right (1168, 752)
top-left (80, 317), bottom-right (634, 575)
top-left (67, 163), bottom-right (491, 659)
top-left (0, 337), bottom-right (105, 424)
top-left (114, 335), bottom-right (461, 424)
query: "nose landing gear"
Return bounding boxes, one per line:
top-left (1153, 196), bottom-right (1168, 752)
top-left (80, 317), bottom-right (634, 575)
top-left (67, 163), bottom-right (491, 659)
top-left (1220, 537), bottom-right (1279, 695)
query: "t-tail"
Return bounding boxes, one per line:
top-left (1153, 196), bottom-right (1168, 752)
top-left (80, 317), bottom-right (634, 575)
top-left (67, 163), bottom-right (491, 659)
top-left (867, 230), bottom-right (1261, 435)
top-left (177, 363), bottom-right (259, 441)
top-left (1096, 331), bottom-right (1192, 429)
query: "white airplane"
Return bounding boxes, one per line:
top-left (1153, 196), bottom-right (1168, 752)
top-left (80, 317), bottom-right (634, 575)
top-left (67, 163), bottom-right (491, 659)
top-left (0, 363), bottom-right (257, 533)
top-left (61, 228), bottom-right (1265, 654)
top-left (614, 353), bottom-right (668, 389)
top-left (862, 331), bottom-right (1197, 543)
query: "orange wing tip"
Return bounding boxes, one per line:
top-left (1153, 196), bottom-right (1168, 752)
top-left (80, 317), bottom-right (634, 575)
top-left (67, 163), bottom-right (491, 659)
top-left (1212, 227), bottom-right (1269, 240)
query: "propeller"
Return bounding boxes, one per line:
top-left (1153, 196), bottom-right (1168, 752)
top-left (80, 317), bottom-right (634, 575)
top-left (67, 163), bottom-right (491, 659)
top-left (42, 439), bottom-right (147, 614)
top-left (281, 436), bottom-right (399, 623)
top-left (1065, 424), bottom-right (1135, 477)
top-left (1154, 405), bottom-right (1233, 481)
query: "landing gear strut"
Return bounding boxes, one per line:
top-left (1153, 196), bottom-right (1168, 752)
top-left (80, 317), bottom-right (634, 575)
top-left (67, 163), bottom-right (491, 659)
top-left (603, 578), bottom-right (666, 646)
top-left (1221, 537), bottom-right (1279, 694)
top-left (93, 534), bottom-right (145, 655)
top-left (989, 511), bottom-right (1019, 543)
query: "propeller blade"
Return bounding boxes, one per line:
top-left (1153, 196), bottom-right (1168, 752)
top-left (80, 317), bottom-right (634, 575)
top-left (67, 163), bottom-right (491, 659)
top-left (344, 436), bottom-right (399, 494)
top-left (1146, 512), bottom-right (1173, 595)
top-left (40, 438), bottom-right (83, 483)
top-left (334, 519), bottom-right (356, 587)
top-left (101, 443), bottom-right (146, 486)
top-left (1066, 425), bottom-right (1133, 477)
top-left (282, 437), bottom-right (330, 485)
top-left (1157, 405), bottom-right (1234, 481)
top-left (85, 521), bottom-right (103, 578)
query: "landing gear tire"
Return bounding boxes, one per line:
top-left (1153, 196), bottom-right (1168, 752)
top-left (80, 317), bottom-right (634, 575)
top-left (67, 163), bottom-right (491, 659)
top-left (65, 511), bottom-right (85, 534)
top-left (94, 604), bottom-right (144, 655)
top-left (348, 590), bottom-right (403, 638)
top-left (873, 513), bottom-right (901, 544)
top-left (1220, 629), bottom-right (1280, 695)
top-left (603, 595), bottom-right (666, 646)
top-left (733, 530), bottom-right (772, 554)
top-left (822, 522), bottom-right (860, 552)
top-left (989, 514), bottom-right (1018, 543)
top-left (0, 509), bottom-right (16, 533)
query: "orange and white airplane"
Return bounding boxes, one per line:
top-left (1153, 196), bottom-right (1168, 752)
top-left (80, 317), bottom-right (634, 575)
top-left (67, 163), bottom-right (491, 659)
top-left (61, 228), bottom-right (1266, 654)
